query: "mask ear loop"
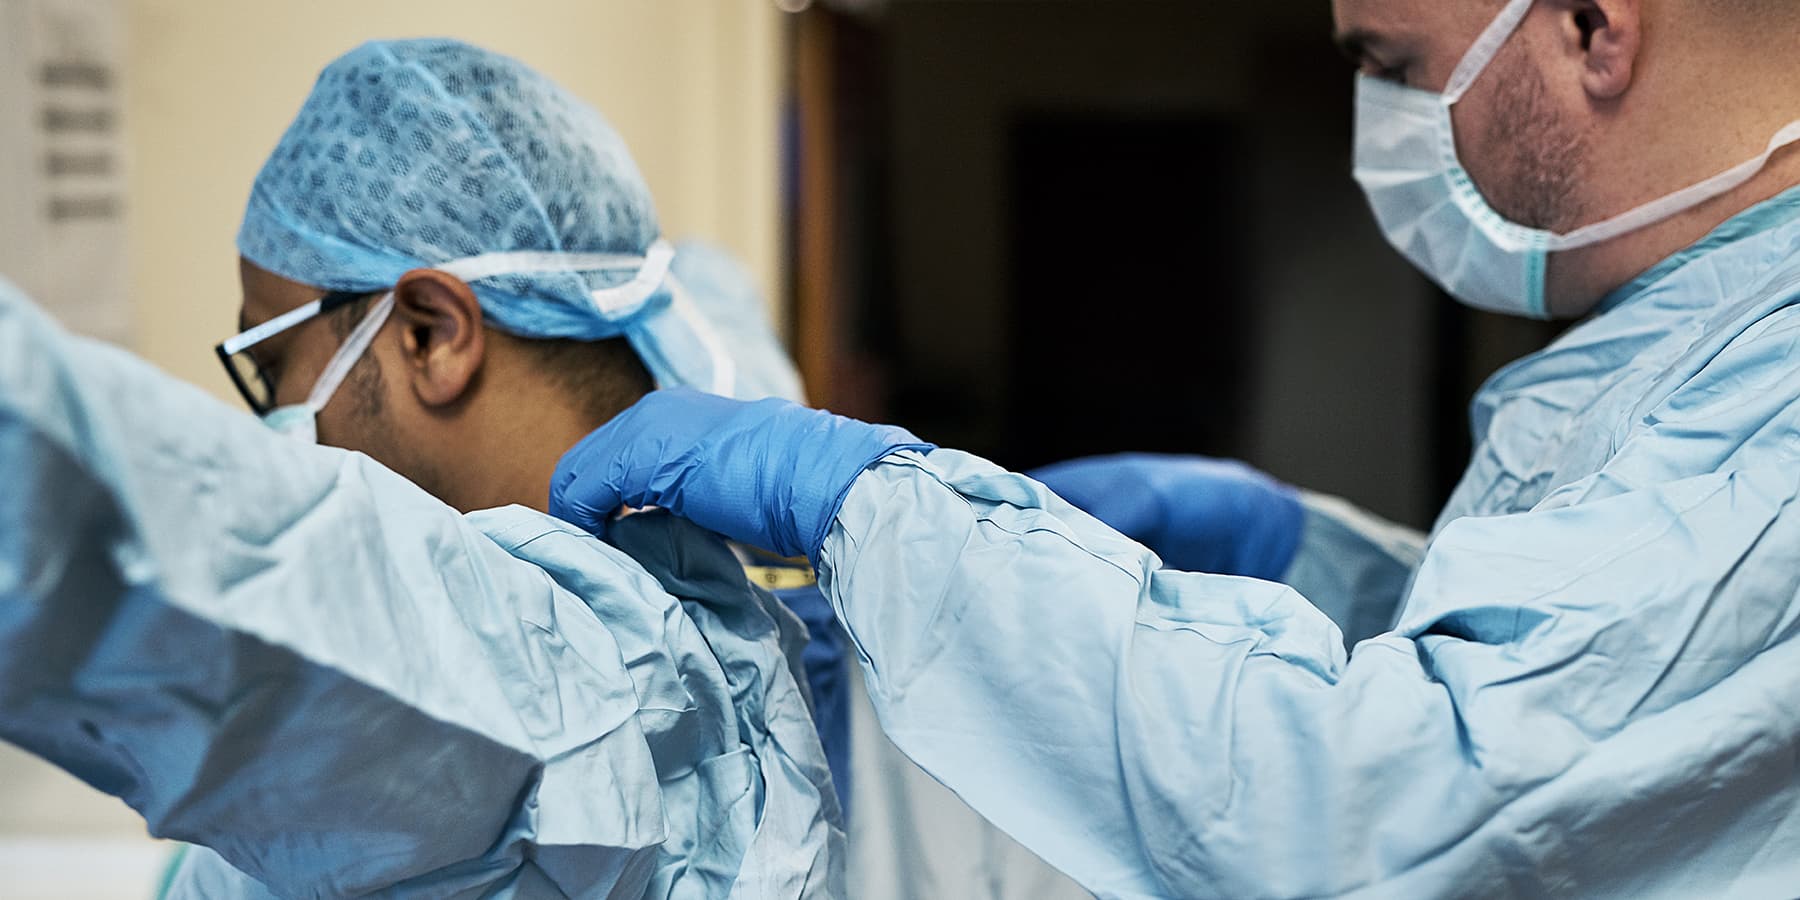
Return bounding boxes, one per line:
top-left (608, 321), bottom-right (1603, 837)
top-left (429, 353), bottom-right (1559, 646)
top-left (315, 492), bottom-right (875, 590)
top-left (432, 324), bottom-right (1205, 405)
top-left (1547, 121), bottom-right (1800, 250)
top-left (305, 292), bottom-right (395, 412)
top-left (435, 239), bottom-right (677, 318)
top-left (1437, 0), bottom-right (1800, 253)
top-left (664, 273), bottom-right (737, 396)
top-left (1443, 0), bottom-right (1536, 103)
top-left (586, 240), bottom-right (676, 315)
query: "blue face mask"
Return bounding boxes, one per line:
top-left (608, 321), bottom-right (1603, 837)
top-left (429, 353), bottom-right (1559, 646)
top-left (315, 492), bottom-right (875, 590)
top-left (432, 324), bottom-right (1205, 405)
top-left (260, 293), bottom-right (395, 444)
top-left (1352, 0), bottom-right (1800, 319)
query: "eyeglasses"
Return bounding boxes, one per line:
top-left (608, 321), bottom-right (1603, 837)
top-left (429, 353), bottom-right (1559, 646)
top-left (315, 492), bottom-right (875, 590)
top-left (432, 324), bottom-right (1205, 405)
top-left (215, 291), bottom-right (369, 415)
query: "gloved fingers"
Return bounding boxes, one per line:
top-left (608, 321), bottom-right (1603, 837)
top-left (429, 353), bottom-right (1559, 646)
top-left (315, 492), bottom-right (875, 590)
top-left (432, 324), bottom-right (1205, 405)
top-left (549, 459), bottom-right (623, 537)
top-left (1028, 454), bottom-right (1168, 541)
top-left (549, 389), bottom-right (702, 530)
top-left (550, 387), bottom-right (934, 560)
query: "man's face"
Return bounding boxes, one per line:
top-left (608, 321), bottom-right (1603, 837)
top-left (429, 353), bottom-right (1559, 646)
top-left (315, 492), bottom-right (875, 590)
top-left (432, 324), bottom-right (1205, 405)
top-left (1334, 0), bottom-right (1592, 232)
top-left (236, 258), bottom-right (402, 460)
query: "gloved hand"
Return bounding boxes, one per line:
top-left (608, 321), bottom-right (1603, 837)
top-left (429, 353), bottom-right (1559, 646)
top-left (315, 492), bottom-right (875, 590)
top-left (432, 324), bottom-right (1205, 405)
top-left (550, 388), bottom-right (934, 559)
top-left (1028, 453), bottom-right (1304, 581)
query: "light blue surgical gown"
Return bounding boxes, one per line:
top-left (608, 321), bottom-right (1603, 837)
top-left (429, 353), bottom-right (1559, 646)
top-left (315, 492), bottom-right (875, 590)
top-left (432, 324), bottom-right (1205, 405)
top-left (819, 188), bottom-right (1800, 899)
top-left (0, 282), bottom-right (841, 897)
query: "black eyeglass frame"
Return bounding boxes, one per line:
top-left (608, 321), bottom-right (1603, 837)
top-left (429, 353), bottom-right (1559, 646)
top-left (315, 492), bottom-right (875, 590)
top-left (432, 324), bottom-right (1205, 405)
top-left (214, 291), bottom-right (370, 415)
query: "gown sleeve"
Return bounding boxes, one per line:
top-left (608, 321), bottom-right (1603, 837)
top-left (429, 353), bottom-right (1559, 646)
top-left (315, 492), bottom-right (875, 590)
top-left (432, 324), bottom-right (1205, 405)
top-left (0, 281), bottom-right (670, 897)
top-left (819, 436), bottom-right (1800, 897)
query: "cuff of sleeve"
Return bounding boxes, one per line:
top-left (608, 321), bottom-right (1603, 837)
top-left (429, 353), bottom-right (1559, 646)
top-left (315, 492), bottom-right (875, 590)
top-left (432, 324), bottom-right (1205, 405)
top-left (804, 439), bottom-right (935, 561)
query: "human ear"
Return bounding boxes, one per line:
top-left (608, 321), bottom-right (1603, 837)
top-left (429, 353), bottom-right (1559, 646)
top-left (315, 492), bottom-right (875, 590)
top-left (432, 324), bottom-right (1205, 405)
top-left (1563, 0), bottom-right (1641, 101)
top-left (391, 269), bottom-right (487, 408)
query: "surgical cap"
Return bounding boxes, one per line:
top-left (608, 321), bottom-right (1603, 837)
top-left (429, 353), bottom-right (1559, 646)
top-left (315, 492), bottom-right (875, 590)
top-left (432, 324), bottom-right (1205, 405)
top-left (667, 239), bottom-right (806, 404)
top-left (240, 38), bottom-right (777, 399)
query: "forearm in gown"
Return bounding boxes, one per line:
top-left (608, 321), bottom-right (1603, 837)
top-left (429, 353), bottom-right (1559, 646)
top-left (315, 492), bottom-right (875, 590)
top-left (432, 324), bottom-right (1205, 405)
top-left (0, 284), bottom-right (666, 896)
top-left (820, 448), bottom-right (1800, 899)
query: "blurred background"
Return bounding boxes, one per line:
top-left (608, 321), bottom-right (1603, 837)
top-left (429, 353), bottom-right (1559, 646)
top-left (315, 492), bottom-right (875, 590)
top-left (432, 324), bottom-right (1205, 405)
top-left (782, 0), bottom-right (1563, 526)
top-left (0, 0), bottom-right (1560, 896)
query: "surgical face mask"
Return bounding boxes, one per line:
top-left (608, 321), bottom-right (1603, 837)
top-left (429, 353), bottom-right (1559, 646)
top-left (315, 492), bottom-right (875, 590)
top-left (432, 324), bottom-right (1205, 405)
top-left (1352, 0), bottom-right (1800, 318)
top-left (260, 292), bottom-right (395, 444)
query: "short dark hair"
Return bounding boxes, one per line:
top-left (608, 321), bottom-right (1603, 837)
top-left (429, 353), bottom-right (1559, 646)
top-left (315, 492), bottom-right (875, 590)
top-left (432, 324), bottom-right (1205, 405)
top-left (327, 292), bottom-right (380, 339)
top-left (518, 335), bottom-right (655, 425)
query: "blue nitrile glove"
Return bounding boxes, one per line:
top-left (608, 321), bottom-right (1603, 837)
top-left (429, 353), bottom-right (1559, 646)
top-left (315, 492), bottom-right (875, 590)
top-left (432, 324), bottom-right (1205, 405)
top-left (1028, 453), bottom-right (1304, 581)
top-left (550, 388), bottom-right (935, 559)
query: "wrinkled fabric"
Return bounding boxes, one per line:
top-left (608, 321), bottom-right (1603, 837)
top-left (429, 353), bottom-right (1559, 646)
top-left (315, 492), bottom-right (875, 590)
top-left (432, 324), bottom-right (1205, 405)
top-left (239, 39), bottom-right (776, 401)
top-left (1028, 453), bottom-right (1304, 581)
top-left (843, 664), bottom-right (1092, 900)
top-left (816, 187), bottom-right (1800, 898)
top-left (1024, 457), bottom-right (1421, 650)
top-left (603, 513), bottom-right (842, 896)
top-left (0, 279), bottom-right (841, 898)
top-left (769, 581), bottom-right (851, 815)
top-left (1283, 491), bottom-right (1425, 649)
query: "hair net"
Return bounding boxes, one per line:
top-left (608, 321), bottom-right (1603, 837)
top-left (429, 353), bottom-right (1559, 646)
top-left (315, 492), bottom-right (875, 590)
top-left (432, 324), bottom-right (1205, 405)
top-left (240, 38), bottom-right (785, 400)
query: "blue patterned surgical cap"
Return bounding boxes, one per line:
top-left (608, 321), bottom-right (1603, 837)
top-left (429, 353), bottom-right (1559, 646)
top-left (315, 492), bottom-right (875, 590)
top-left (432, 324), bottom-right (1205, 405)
top-left (240, 38), bottom-right (788, 400)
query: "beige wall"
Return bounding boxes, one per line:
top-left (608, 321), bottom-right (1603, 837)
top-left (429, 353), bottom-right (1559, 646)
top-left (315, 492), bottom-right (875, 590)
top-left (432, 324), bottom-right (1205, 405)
top-left (127, 0), bottom-right (785, 396)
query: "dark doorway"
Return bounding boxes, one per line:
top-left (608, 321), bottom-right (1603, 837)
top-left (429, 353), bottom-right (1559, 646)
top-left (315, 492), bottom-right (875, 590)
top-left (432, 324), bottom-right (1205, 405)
top-left (1002, 113), bottom-right (1249, 471)
top-left (784, 1), bottom-right (1562, 529)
